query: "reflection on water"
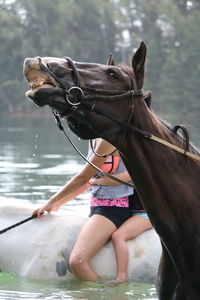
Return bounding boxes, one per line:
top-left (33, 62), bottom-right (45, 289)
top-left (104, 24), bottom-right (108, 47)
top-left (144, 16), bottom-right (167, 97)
top-left (0, 115), bottom-right (158, 300)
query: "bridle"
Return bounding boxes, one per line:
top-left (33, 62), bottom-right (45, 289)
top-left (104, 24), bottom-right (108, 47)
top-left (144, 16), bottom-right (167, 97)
top-left (38, 56), bottom-right (145, 152)
top-left (37, 56), bottom-right (200, 164)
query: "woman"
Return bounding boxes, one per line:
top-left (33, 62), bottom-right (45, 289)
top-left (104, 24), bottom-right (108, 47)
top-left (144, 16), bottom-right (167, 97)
top-left (89, 175), bottom-right (152, 282)
top-left (32, 138), bottom-right (133, 281)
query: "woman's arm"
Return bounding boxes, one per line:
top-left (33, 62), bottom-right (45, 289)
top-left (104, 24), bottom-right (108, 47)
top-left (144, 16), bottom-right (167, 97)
top-left (89, 171), bottom-right (131, 186)
top-left (33, 139), bottom-right (115, 217)
top-left (47, 183), bottom-right (91, 212)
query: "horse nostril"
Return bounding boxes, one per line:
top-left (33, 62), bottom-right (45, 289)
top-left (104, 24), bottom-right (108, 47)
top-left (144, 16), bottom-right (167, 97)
top-left (34, 56), bottom-right (42, 65)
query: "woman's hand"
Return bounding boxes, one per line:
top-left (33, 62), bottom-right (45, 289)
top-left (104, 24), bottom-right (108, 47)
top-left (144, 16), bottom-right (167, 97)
top-left (32, 202), bottom-right (57, 218)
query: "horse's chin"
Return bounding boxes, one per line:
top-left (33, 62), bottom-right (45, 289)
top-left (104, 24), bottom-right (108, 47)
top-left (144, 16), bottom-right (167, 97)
top-left (26, 87), bottom-right (70, 113)
top-left (67, 117), bottom-right (97, 140)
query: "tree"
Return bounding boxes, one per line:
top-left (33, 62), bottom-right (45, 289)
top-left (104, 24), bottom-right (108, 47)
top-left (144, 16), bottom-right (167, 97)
top-left (111, 0), bottom-right (200, 144)
top-left (0, 0), bottom-right (118, 112)
top-left (0, 3), bottom-right (25, 112)
top-left (0, 0), bottom-right (199, 146)
top-left (156, 0), bottom-right (200, 133)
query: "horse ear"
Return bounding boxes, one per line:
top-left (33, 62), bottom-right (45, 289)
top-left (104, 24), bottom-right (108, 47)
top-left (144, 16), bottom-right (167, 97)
top-left (107, 54), bottom-right (115, 65)
top-left (132, 42), bottom-right (147, 89)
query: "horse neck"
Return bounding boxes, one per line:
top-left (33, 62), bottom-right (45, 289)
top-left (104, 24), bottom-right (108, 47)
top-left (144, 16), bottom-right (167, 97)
top-left (114, 98), bottom-right (179, 214)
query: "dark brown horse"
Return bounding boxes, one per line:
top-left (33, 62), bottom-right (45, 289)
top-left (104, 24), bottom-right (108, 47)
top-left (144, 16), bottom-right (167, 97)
top-left (23, 42), bottom-right (200, 300)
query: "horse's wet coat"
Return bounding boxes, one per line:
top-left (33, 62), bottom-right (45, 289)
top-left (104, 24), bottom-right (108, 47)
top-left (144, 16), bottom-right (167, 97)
top-left (23, 42), bottom-right (200, 299)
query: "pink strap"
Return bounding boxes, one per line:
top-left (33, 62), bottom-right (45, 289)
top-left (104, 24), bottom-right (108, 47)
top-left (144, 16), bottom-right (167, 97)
top-left (100, 156), bottom-right (120, 173)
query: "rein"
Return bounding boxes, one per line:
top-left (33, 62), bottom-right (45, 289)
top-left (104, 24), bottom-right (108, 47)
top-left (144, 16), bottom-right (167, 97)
top-left (0, 215), bottom-right (37, 235)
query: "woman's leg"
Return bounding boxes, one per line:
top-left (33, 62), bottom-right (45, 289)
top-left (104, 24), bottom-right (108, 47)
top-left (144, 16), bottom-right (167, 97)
top-left (69, 214), bottom-right (116, 281)
top-left (112, 215), bottom-right (152, 281)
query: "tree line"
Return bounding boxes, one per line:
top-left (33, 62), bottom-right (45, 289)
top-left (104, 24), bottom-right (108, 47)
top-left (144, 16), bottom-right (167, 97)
top-left (0, 0), bottom-right (199, 142)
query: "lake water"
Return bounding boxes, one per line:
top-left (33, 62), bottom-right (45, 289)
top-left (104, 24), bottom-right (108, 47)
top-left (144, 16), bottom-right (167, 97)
top-left (0, 113), bottom-right (159, 300)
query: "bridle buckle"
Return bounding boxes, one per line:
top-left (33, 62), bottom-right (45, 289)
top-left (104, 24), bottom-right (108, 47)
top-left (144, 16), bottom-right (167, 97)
top-left (65, 86), bottom-right (84, 106)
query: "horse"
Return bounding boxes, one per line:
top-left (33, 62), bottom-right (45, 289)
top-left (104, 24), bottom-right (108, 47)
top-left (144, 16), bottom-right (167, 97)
top-left (23, 42), bottom-right (200, 300)
top-left (0, 199), bottom-right (161, 280)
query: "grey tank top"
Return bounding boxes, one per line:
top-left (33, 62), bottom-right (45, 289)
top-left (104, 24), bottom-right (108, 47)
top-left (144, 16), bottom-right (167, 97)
top-left (89, 151), bottom-right (133, 199)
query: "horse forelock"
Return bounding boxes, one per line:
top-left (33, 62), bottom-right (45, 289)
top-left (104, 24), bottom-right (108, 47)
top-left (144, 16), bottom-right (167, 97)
top-left (119, 64), bottom-right (133, 76)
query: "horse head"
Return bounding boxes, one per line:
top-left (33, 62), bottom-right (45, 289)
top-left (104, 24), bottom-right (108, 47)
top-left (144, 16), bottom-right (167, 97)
top-left (23, 42), bottom-right (149, 142)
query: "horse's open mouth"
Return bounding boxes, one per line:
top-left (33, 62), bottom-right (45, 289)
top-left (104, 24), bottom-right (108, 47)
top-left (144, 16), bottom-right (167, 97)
top-left (23, 57), bottom-right (60, 99)
top-left (23, 57), bottom-right (69, 109)
top-left (25, 69), bottom-right (57, 98)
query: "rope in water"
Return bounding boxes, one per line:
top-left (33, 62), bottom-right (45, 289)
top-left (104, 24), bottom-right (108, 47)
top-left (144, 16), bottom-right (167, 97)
top-left (0, 214), bottom-right (37, 235)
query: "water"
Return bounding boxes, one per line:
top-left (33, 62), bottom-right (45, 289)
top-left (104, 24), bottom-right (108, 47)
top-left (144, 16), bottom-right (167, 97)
top-left (0, 114), bottom-right (89, 211)
top-left (0, 272), bottom-right (157, 300)
top-left (0, 114), bottom-right (158, 299)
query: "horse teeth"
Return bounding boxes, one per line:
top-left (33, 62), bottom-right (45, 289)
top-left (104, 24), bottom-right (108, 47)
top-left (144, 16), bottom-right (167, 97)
top-left (29, 82), bottom-right (34, 89)
top-left (29, 80), bottom-right (45, 89)
top-left (38, 80), bottom-right (45, 86)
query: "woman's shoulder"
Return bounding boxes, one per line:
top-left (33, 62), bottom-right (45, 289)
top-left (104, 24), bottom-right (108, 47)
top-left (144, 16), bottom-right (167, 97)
top-left (95, 139), bottom-right (116, 154)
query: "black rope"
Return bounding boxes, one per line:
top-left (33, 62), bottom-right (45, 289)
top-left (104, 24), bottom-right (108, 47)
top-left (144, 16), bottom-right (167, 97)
top-left (0, 214), bottom-right (37, 235)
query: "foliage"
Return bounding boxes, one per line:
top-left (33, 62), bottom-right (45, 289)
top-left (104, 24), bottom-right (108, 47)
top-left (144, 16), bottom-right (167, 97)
top-left (0, 0), bottom-right (199, 143)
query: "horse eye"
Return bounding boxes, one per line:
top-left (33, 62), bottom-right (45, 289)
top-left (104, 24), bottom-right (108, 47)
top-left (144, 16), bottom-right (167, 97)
top-left (107, 69), bottom-right (119, 79)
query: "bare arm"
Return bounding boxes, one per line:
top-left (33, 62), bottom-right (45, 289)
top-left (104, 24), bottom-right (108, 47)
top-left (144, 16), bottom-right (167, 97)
top-left (48, 183), bottom-right (90, 212)
top-left (89, 171), bottom-right (131, 186)
top-left (33, 139), bottom-right (115, 217)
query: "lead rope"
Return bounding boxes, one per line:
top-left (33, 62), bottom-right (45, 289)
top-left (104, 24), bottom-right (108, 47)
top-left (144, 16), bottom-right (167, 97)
top-left (0, 214), bottom-right (37, 235)
top-left (53, 111), bottom-right (134, 188)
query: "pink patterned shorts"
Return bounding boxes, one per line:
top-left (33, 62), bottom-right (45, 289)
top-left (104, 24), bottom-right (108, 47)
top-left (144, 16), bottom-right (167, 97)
top-left (90, 196), bottom-right (129, 207)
